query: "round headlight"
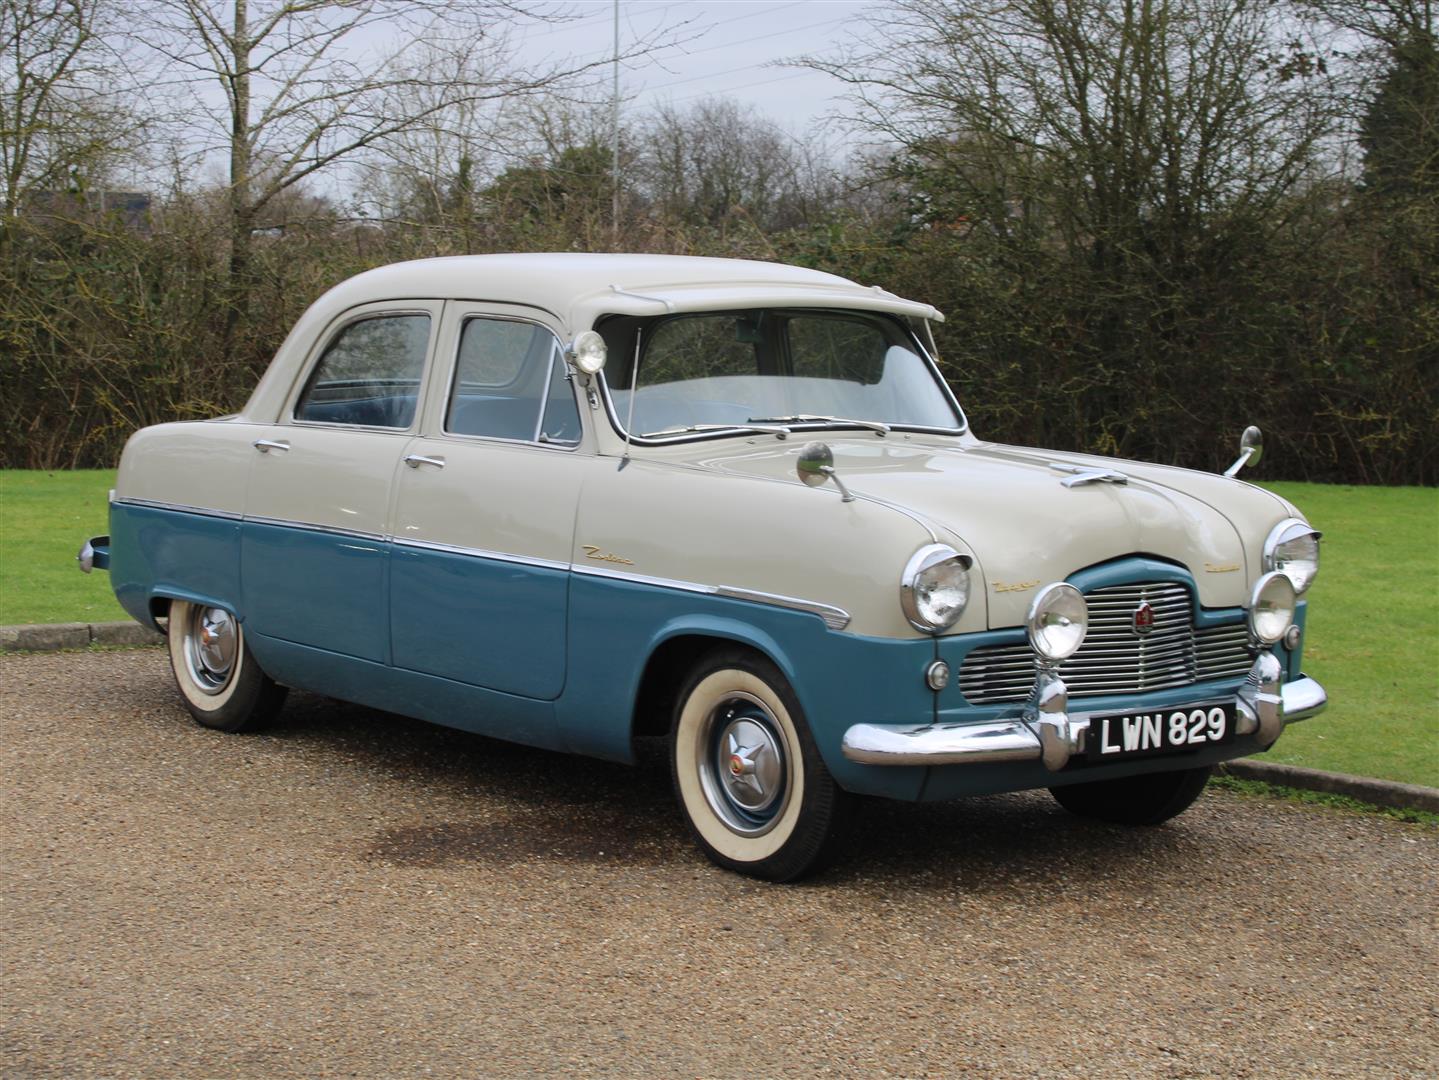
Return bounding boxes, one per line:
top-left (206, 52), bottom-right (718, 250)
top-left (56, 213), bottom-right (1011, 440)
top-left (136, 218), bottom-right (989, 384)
top-left (568, 330), bottom-right (607, 375)
top-left (1264, 518), bottom-right (1321, 595)
top-left (1026, 583), bottom-right (1088, 662)
top-left (1248, 571), bottom-right (1297, 646)
top-left (901, 544), bottom-right (972, 632)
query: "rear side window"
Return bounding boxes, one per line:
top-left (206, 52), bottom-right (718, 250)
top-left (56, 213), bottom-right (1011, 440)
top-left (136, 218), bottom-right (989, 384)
top-left (294, 314), bottom-right (430, 428)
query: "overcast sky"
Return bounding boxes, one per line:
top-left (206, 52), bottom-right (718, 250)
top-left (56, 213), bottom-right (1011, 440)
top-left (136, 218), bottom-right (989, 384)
top-left (514, 1), bottom-right (873, 135)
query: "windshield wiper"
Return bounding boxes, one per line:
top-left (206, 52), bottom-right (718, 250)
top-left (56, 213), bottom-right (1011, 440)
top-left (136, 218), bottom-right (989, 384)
top-left (648, 422), bottom-right (791, 439)
top-left (749, 414), bottom-right (891, 435)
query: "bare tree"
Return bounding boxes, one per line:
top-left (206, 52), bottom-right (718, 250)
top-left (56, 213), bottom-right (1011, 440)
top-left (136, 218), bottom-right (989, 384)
top-left (0, 0), bottom-right (143, 218)
top-left (136, 1), bottom-right (671, 347)
top-left (805, 0), bottom-right (1336, 267)
top-left (637, 98), bottom-right (840, 235)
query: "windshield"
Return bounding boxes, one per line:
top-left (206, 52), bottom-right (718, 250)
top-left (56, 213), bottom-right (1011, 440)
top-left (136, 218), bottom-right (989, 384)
top-left (599, 309), bottom-right (963, 440)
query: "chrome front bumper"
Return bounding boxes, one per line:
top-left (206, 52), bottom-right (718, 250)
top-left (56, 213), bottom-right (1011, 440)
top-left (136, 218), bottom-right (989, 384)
top-left (841, 655), bottom-right (1327, 769)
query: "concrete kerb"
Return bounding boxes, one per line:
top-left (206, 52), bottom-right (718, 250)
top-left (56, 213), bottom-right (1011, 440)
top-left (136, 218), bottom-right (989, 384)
top-left (0, 621), bottom-right (162, 652)
top-left (2, 620), bottom-right (1435, 814)
top-left (1218, 759), bottom-right (1439, 815)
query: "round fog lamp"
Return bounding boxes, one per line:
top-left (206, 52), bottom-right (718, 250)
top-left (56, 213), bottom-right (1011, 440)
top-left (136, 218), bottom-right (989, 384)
top-left (1027, 583), bottom-right (1088, 662)
top-left (1248, 571), bottom-right (1296, 646)
top-left (569, 330), bottom-right (607, 375)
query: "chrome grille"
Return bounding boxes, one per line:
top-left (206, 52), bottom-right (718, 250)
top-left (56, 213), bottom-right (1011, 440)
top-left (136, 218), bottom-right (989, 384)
top-left (958, 582), bottom-right (1252, 705)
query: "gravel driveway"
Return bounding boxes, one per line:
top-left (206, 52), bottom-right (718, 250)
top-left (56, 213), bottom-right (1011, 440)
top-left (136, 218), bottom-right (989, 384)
top-left (3, 649), bottom-right (1435, 1078)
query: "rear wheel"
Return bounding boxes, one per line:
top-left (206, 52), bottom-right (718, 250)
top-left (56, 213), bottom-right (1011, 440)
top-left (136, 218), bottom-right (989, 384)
top-left (1049, 765), bottom-right (1212, 825)
top-left (166, 600), bottom-right (286, 733)
top-left (670, 649), bottom-right (851, 881)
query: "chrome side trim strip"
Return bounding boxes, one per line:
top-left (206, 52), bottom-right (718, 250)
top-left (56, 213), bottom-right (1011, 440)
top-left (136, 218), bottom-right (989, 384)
top-left (573, 565), bottom-right (851, 630)
top-left (114, 497), bottom-right (243, 521)
top-left (391, 537), bottom-right (569, 572)
top-left (243, 515), bottom-right (385, 543)
top-left (713, 585), bottom-right (852, 631)
top-left (571, 563), bottom-right (717, 596)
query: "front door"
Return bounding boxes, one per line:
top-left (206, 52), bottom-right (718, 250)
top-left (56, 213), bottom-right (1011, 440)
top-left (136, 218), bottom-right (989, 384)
top-left (389, 310), bottom-right (585, 699)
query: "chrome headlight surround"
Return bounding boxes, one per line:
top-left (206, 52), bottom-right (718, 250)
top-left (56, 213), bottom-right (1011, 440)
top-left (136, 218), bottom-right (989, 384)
top-left (1248, 571), bottom-right (1297, 646)
top-left (1264, 518), bottom-right (1321, 595)
top-left (900, 544), bottom-right (972, 633)
top-left (1026, 582), bottom-right (1088, 662)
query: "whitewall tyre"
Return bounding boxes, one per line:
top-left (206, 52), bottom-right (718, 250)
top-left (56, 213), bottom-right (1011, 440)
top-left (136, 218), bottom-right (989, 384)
top-left (166, 600), bottom-right (287, 733)
top-left (670, 648), bottom-right (851, 881)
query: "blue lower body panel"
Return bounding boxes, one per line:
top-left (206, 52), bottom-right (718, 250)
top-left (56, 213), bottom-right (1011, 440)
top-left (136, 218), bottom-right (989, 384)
top-left (109, 502), bottom-right (242, 629)
top-left (247, 632), bottom-right (560, 751)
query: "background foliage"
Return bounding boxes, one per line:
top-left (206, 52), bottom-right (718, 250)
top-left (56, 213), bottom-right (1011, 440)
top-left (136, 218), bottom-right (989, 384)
top-left (1, 0), bottom-right (1434, 482)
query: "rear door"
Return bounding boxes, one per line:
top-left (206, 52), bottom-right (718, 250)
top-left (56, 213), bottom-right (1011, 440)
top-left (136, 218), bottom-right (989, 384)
top-left (242, 303), bottom-right (441, 661)
top-left (388, 306), bottom-right (586, 699)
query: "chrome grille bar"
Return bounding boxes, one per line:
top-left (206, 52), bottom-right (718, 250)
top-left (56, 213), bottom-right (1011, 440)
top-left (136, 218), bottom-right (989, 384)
top-left (958, 581), bottom-right (1252, 705)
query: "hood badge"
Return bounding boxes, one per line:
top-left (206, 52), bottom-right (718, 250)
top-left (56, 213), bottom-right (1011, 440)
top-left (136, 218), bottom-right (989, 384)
top-left (1133, 601), bottom-right (1156, 636)
top-left (993, 580), bottom-right (1040, 594)
top-left (1204, 562), bottom-right (1240, 573)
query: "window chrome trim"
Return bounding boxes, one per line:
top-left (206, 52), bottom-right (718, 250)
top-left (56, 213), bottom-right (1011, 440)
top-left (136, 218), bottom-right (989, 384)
top-left (594, 308), bottom-right (967, 446)
top-left (440, 314), bottom-right (581, 448)
top-left (573, 563), bottom-right (851, 630)
top-left (286, 308), bottom-right (438, 434)
top-left (113, 497), bottom-right (243, 521)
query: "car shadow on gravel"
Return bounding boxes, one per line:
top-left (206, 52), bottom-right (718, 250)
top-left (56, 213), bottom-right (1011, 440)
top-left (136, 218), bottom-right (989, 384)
top-left (261, 690), bottom-right (1210, 887)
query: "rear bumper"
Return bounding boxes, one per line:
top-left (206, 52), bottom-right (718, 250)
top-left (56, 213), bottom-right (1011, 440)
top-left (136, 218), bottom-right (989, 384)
top-left (78, 535), bottom-right (110, 573)
top-left (841, 666), bottom-right (1326, 768)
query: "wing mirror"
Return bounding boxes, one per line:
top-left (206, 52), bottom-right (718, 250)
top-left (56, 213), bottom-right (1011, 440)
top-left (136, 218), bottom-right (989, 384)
top-left (797, 441), bottom-right (856, 503)
top-left (1224, 426), bottom-right (1263, 478)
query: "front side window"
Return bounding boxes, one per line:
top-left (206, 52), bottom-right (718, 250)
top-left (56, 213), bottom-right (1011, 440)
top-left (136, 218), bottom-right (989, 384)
top-left (294, 314), bottom-right (430, 428)
top-left (600, 308), bottom-right (962, 439)
top-left (446, 318), bottom-right (578, 445)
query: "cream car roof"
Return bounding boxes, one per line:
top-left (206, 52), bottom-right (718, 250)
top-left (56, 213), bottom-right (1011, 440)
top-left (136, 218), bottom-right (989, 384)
top-left (242, 254), bottom-right (944, 423)
top-left (314, 253), bottom-right (942, 327)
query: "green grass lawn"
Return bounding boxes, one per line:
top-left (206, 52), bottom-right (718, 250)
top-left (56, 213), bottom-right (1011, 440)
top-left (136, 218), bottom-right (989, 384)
top-left (1, 470), bottom-right (1435, 786)
top-left (1, 470), bottom-right (126, 625)
top-left (1259, 482), bottom-right (1438, 789)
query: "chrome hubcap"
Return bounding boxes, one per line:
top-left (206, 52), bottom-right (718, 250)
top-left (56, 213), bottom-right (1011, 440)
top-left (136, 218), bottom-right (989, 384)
top-left (699, 692), bottom-right (789, 837)
top-left (186, 606), bottom-right (237, 695)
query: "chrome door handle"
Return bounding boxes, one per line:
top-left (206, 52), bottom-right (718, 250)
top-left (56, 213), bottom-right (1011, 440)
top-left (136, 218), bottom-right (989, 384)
top-left (253, 439), bottom-right (290, 453)
top-left (404, 454), bottom-right (445, 469)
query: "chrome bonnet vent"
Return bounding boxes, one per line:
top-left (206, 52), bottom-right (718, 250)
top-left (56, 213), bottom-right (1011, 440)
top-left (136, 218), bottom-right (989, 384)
top-left (958, 582), bottom-right (1253, 705)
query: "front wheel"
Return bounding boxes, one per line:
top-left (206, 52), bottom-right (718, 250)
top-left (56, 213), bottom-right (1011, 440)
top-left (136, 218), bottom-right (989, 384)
top-left (670, 649), bottom-right (851, 881)
top-left (1049, 765), bottom-right (1212, 825)
top-left (166, 600), bottom-right (287, 733)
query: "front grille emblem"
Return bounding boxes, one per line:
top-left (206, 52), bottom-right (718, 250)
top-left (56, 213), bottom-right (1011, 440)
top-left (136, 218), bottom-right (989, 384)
top-left (1133, 601), bottom-right (1156, 636)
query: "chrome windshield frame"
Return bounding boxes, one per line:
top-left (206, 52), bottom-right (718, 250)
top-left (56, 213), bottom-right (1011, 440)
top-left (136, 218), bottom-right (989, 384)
top-left (593, 309), bottom-right (968, 447)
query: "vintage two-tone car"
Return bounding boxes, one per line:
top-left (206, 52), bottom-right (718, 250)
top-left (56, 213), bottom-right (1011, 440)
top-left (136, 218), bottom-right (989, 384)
top-left (80, 254), bottom-right (1326, 880)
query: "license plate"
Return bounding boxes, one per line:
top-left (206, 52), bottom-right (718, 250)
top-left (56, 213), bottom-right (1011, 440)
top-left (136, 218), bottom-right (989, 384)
top-left (1086, 701), bottom-right (1236, 761)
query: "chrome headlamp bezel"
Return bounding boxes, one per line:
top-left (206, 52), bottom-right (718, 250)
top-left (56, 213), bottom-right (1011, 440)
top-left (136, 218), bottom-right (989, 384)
top-left (1026, 582), bottom-right (1088, 662)
top-left (900, 544), bottom-right (973, 633)
top-left (1263, 518), bottom-right (1321, 595)
top-left (1247, 571), bottom-right (1297, 646)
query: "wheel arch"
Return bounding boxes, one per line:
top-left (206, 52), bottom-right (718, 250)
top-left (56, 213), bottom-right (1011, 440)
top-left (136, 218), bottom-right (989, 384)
top-left (143, 587), bottom-right (241, 633)
top-left (629, 617), bottom-right (800, 748)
